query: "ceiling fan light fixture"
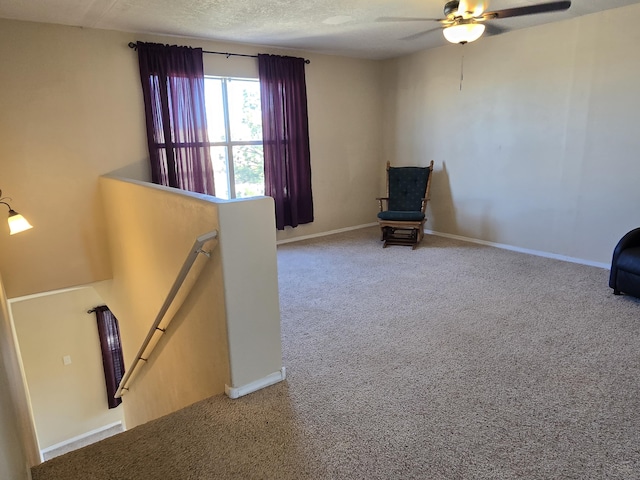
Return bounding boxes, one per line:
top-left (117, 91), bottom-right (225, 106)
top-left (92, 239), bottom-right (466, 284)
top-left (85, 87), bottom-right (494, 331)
top-left (443, 22), bottom-right (485, 44)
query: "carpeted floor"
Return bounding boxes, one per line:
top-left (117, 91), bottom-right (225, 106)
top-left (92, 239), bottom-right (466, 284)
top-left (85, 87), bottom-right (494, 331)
top-left (31, 227), bottom-right (640, 479)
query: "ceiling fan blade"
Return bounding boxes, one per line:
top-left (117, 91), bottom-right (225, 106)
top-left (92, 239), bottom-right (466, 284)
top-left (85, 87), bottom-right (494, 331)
top-left (402, 27), bottom-right (443, 41)
top-left (483, 23), bottom-right (509, 36)
top-left (483, 1), bottom-right (571, 19)
top-left (376, 16), bottom-right (442, 22)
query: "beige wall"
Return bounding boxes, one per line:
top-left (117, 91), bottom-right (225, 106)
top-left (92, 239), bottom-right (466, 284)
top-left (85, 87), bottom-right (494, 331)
top-left (0, 362), bottom-right (28, 479)
top-left (275, 54), bottom-right (385, 242)
top-left (0, 18), bottom-right (385, 300)
top-left (0, 275), bottom-right (39, 476)
top-left (381, 5), bottom-right (640, 265)
top-left (217, 198), bottom-right (282, 388)
top-left (0, 18), bottom-right (323, 453)
top-left (0, 20), bottom-right (149, 299)
top-left (98, 177), bottom-right (282, 427)
top-left (11, 287), bottom-right (125, 449)
top-left (98, 177), bottom-right (230, 428)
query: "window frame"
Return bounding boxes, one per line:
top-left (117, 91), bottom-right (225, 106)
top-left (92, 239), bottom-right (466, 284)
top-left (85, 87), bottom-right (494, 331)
top-left (205, 75), bottom-right (263, 199)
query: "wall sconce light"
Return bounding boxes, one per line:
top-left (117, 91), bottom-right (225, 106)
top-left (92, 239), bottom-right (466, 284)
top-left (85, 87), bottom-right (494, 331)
top-left (0, 190), bottom-right (33, 235)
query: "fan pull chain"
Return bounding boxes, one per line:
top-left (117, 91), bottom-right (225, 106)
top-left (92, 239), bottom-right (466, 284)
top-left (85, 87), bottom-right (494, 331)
top-left (460, 54), bottom-right (464, 91)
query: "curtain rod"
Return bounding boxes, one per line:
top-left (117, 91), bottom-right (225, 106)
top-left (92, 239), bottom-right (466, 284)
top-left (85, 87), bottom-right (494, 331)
top-left (127, 42), bottom-right (310, 64)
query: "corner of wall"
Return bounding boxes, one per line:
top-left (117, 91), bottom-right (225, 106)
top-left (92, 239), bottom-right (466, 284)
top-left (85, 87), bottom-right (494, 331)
top-left (0, 274), bottom-right (40, 477)
top-left (217, 196), bottom-right (284, 392)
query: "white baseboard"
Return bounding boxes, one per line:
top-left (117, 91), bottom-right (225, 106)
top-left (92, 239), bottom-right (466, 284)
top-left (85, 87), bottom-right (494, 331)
top-left (275, 222), bottom-right (609, 270)
top-left (9, 285), bottom-right (88, 303)
top-left (425, 229), bottom-right (610, 270)
top-left (225, 367), bottom-right (286, 400)
top-left (39, 421), bottom-right (124, 458)
top-left (276, 223), bottom-right (377, 245)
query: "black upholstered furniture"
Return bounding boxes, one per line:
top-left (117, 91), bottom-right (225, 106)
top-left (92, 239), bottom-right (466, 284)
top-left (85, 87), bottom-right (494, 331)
top-left (377, 160), bottom-right (434, 249)
top-left (609, 227), bottom-right (640, 298)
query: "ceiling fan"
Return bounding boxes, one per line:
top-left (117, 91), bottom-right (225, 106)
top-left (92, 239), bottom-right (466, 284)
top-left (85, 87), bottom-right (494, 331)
top-left (378, 1), bottom-right (571, 44)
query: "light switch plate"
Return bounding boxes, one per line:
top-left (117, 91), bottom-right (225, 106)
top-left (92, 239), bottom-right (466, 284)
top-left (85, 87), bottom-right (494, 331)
top-left (63, 355), bottom-right (72, 365)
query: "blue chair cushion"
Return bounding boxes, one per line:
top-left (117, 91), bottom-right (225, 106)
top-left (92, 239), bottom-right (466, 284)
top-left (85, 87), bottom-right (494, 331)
top-left (387, 167), bottom-right (430, 211)
top-left (378, 210), bottom-right (425, 222)
top-left (617, 247), bottom-right (640, 274)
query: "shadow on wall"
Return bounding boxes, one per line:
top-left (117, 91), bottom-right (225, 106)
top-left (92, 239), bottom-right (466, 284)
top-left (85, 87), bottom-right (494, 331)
top-left (106, 161), bottom-right (151, 182)
top-left (430, 161), bottom-right (457, 234)
top-left (430, 161), bottom-right (499, 242)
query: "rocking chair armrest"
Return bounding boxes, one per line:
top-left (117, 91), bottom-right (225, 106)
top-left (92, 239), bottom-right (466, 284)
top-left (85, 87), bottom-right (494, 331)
top-left (376, 197), bottom-right (389, 212)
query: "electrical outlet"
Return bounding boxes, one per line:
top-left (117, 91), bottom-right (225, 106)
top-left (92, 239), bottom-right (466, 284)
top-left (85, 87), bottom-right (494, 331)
top-left (62, 355), bottom-right (72, 366)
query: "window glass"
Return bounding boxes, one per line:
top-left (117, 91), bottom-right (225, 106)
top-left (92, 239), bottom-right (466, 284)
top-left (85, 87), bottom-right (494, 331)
top-left (204, 78), bottom-right (227, 142)
top-left (227, 79), bottom-right (262, 142)
top-left (210, 146), bottom-right (230, 199)
top-left (233, 145), bottom-right (265, 198)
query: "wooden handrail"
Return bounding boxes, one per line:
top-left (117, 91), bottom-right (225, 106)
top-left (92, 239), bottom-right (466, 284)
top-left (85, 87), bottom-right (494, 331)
top-left (115, 230), bottom-right (218, 398)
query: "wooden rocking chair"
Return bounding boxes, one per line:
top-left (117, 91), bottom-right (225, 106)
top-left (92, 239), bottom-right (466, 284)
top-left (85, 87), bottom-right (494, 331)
top-left (376, 160), bottom-right (434, 249)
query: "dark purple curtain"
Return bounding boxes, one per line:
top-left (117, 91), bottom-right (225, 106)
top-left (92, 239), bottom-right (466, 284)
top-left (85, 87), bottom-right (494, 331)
top-left (136, 42), bottom-right (215, 195)
top-left (94, 306), bottom-right (125, 409)
top-left (258, 54), bottom-right (313, 230)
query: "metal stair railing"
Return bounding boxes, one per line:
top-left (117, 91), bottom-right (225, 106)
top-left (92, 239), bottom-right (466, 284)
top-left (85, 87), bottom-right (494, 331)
top-left (114, 230), bottom-right (218, 398)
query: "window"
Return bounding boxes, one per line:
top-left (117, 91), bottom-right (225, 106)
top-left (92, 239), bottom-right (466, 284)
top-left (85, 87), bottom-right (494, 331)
top-left (204, 77), bottom-right (264, 199)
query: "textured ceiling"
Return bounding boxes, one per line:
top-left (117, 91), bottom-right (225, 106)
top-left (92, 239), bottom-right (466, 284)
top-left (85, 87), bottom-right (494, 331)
top-left (2, 0), bottom-right (640, 59)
